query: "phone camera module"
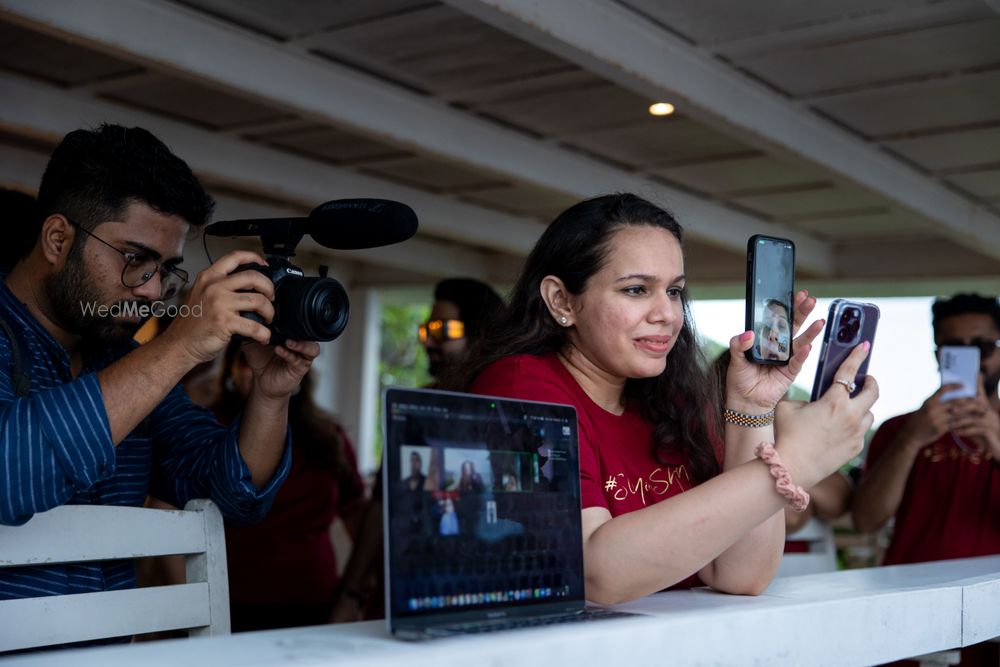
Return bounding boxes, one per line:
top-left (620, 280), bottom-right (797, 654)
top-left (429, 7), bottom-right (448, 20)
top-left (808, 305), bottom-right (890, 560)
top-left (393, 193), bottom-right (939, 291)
top-left (836, 307), bottom-right (863, 344)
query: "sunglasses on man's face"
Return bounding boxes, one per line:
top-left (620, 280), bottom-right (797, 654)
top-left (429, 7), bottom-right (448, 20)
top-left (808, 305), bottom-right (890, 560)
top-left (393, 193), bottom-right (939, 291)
top-left (418, 319), bottom-right (465, 343)
top-left (936, 338), bottom-right (1000, 359)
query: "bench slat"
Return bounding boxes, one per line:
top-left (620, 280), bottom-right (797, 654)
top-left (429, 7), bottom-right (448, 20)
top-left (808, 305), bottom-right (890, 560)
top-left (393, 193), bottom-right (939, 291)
top-left (0, 506), bottom-right (206, 566)
top-left (0, 584), bottom-right (211, 649)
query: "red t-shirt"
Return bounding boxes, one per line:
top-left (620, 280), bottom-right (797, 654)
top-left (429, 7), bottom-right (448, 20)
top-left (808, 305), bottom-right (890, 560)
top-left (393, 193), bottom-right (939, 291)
top-left (471, 354), bottom-right (708, 588)
top-left (225, 425), bottom-right (364, 605)
top-left (864, 412), bottom-right (1000, 566)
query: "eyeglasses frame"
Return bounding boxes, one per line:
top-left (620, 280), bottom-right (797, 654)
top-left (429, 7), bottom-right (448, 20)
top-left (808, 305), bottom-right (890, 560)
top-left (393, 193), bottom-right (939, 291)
top-left (63, 216), bottom-right (189, 299)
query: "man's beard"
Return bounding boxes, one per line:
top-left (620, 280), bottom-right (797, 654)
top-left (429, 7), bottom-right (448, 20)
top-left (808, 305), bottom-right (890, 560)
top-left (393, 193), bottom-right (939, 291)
top-left (426, 349), bottom-right (467, 379)
top-left (44, 254), bottom-right (149, 346)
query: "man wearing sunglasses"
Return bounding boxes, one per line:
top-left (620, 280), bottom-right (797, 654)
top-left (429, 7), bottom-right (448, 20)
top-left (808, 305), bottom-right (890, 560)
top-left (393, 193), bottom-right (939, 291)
top-left (854, 293), bottom-right (1000, 568)
top-left (419, 277), bottom-right (503, 387)
top-left (328, 278), bottom-right (503, 623)
top-left (0, 125), bottom-right (317, 612)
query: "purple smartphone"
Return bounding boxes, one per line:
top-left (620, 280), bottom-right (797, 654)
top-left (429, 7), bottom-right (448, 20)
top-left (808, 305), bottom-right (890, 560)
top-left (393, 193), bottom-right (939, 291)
top-left (810, 299), bottom-right (879, 401)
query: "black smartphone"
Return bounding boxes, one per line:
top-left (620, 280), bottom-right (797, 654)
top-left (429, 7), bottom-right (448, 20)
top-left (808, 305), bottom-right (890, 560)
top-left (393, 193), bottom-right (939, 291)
top-left (745, 235), bottom-right (795, 365)
top-left (810, 299), bottom-right (880, 400)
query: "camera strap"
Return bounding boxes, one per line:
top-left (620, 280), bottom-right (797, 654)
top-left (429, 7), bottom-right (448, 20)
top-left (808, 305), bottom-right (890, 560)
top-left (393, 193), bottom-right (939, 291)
top-left (0, 317), bottom-right (32, 397)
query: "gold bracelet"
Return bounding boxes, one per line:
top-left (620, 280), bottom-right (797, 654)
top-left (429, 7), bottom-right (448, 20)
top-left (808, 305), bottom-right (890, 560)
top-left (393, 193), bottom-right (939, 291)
top-left (723, 407), bottom-right (775, 428)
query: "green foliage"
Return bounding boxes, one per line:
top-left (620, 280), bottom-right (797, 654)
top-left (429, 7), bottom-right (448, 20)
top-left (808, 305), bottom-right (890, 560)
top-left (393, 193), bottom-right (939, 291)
top-left (379, 302), bottom-right (431, 390)
top-left (374, 302), bottom-right (431, 461)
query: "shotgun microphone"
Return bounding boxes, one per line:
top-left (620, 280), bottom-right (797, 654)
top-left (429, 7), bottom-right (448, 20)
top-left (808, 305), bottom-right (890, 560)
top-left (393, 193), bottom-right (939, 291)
top-left (205, 198), bottom-right (418, 250)
top-left (203, 198), bottom-right (419, 343)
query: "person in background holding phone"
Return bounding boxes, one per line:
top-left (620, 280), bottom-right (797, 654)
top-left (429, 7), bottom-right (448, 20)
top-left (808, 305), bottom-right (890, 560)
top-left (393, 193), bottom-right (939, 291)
top-left (756, 299), bottom-right (791, 362)
top-left (457, 193), bottom-right (877, 603)
top-left (852, 293), bottom-right (1000, 665)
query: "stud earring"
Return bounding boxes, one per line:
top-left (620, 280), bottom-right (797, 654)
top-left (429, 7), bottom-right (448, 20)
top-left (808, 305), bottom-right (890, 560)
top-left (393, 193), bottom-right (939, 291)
top-left (559, 316), bottom-right (568, 325)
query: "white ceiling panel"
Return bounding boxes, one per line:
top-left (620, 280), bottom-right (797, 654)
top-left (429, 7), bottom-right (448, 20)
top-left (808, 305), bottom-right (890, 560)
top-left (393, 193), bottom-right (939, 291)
top-left (835, 237), bottom-right (1000, 277)
top-left (618, 0), bottom-right (909, 45)
top-left (732, 184), bottom-right (890, 220)
top-left (245, 123), bottom-right (411, 165)
top-left (175, 0), bottom-right (428, 40)
top-left (654, 154), bottom-right (829, 196)
top-left (308, 4), bottom-right (569, 94)
top-left (945, 169), bottom-right (1000, 199)
top-left (0, 19), bottom-right (141, 85)
top-left (813, 69), bottom-right (1000, 138)
top-left (883, 125), bottom-right (1000, 171)
top-left (742, 18), bottom-right (1000, 98)
top-left (360, 155), bottom-right (508, 193)
top-left (787, 209), bottom-right (937, 240)
top-left (473, 75), bottom-right (655, 137)
top-left (711, 1), bottom-right (993, 58)
top-left (564, 118), bottom-right (753, 169)
top-left (449, 0), bottom-right (1000, 266)
top-left (459, 181), bottom-right (580, 220)
top-left (99, 73), bottom-right (294, 130)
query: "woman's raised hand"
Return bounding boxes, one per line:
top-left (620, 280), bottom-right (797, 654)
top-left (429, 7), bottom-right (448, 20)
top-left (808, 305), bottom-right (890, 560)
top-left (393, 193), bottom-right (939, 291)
top-left (774, 341), bottom-right (878, 489)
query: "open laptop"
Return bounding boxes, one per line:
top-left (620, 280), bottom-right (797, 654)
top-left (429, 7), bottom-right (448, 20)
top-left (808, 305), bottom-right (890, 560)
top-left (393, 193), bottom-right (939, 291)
top-left (382, 387), bottom-right (634, 640)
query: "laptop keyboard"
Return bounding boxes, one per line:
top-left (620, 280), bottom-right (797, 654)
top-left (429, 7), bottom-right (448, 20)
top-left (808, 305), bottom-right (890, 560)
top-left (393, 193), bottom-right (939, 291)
top-left (424, 608), bottom-right (636, 637)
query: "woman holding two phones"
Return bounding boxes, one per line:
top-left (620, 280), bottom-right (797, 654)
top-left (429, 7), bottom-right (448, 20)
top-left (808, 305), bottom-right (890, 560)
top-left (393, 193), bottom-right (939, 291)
top-left (454, 193), bottom-right (878, 603)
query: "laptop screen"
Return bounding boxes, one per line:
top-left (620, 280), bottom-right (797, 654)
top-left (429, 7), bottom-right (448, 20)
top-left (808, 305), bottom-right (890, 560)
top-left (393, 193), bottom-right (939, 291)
top-left (383, 388), bottom-right (585, 622)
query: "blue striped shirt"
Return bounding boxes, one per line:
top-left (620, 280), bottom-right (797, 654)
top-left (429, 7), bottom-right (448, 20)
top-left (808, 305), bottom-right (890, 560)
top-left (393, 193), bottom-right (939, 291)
top-left (0, 278), bottom-right (291, 600)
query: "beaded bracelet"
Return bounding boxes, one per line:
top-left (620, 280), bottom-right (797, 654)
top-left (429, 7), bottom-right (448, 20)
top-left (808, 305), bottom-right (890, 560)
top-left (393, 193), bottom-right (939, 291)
top-left (754, 442), bottom-right (810, 512)
top-left (723, 407), bottom-right (775, 428)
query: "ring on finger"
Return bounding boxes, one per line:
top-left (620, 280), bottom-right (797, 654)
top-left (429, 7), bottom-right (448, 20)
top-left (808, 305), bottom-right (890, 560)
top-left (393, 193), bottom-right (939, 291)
top-left (834, 378), bottom-right (857, 394)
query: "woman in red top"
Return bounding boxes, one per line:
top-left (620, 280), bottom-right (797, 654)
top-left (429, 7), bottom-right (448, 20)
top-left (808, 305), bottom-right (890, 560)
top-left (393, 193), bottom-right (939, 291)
top-left (215, 342), bottom-right (365, 631)
top-left (456, 193), bottom-right (877, 604)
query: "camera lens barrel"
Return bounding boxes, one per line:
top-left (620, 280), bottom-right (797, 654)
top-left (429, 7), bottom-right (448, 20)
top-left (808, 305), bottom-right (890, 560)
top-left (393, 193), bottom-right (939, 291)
top-left (274, 275), bottom-right (350, 342)
top-left (233, 261), bottom-right (350, 342)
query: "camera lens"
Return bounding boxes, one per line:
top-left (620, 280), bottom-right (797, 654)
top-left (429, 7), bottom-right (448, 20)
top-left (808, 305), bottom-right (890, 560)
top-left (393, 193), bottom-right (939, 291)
top-left (274, 276), bottom-right (350, 342)
top-left (836, 307), bottom-right (863, 345)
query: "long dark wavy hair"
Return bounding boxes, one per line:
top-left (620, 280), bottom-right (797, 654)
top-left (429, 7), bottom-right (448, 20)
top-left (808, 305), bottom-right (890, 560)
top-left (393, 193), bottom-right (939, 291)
top-left (453, 193), bottom-right (721, 482)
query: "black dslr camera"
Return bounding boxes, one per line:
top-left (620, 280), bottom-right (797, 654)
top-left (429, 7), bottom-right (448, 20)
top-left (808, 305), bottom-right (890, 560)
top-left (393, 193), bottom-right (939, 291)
top-left (232, 257), bottom-right (350, 343)
top-left (207, 199), bottom-right (418, 343)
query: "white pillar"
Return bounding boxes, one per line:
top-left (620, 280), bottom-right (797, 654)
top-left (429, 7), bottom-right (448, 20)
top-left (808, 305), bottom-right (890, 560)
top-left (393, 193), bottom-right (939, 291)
top-left (332, 287), bottom-right (382, 475)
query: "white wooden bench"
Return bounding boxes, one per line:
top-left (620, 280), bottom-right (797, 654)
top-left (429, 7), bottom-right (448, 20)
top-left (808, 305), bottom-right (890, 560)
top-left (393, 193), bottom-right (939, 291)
top-left (0, 499), bottom-right (229, 651)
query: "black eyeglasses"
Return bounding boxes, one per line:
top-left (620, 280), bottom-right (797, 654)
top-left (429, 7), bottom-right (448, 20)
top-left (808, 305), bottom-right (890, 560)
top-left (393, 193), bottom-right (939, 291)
top-left (937, 338), bottom-right (1000, 359)
top-left (65, 217), bottom-right (188, 300)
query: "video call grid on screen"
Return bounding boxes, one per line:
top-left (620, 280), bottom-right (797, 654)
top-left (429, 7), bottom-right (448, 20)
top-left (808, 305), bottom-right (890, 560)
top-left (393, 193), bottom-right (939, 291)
top-left (385, 392), bottom-right (585, 618)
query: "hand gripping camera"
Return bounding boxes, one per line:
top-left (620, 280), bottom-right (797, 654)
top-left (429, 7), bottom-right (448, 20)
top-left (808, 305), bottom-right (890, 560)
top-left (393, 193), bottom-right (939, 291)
top-left (206, 199), bottom-right (418, 342)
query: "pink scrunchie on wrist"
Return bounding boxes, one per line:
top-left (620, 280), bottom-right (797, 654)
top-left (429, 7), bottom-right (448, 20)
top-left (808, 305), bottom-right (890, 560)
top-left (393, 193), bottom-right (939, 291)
top-left (754, 442), bottom-right (810, 512)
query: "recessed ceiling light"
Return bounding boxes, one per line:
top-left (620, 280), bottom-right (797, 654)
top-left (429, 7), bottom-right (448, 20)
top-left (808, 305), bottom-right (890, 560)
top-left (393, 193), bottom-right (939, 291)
top-left (648, 102), bottom-right (675, 116)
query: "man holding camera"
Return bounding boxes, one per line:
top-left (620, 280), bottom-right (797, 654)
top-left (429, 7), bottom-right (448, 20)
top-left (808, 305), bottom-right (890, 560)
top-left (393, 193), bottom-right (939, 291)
top-left (0, 125), bottom-right (318, 603)
top-left (853, 293), bottom-right (1000, 568)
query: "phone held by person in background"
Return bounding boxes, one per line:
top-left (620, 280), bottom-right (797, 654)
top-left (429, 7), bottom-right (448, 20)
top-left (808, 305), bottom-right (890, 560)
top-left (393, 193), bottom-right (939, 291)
top-left (811, 300), bottom-right (880, 401)
top-left (938, 346), bottom-right (979, 402)
top-left (745, 235), bottom-right (795, 365)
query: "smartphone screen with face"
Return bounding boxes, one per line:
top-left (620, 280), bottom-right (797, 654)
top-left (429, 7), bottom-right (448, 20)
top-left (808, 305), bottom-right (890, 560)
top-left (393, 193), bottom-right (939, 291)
top-left (810, 300), bottom-right (880, 401)
top-left (939, 345), bottom-right (979, 402)
top-left (745, 235), bottom-right (795, 365)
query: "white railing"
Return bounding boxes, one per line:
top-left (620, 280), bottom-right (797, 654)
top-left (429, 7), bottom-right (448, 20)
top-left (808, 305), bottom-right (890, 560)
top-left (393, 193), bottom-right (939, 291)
top-left (3, 555), bottom-right (999, 666)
